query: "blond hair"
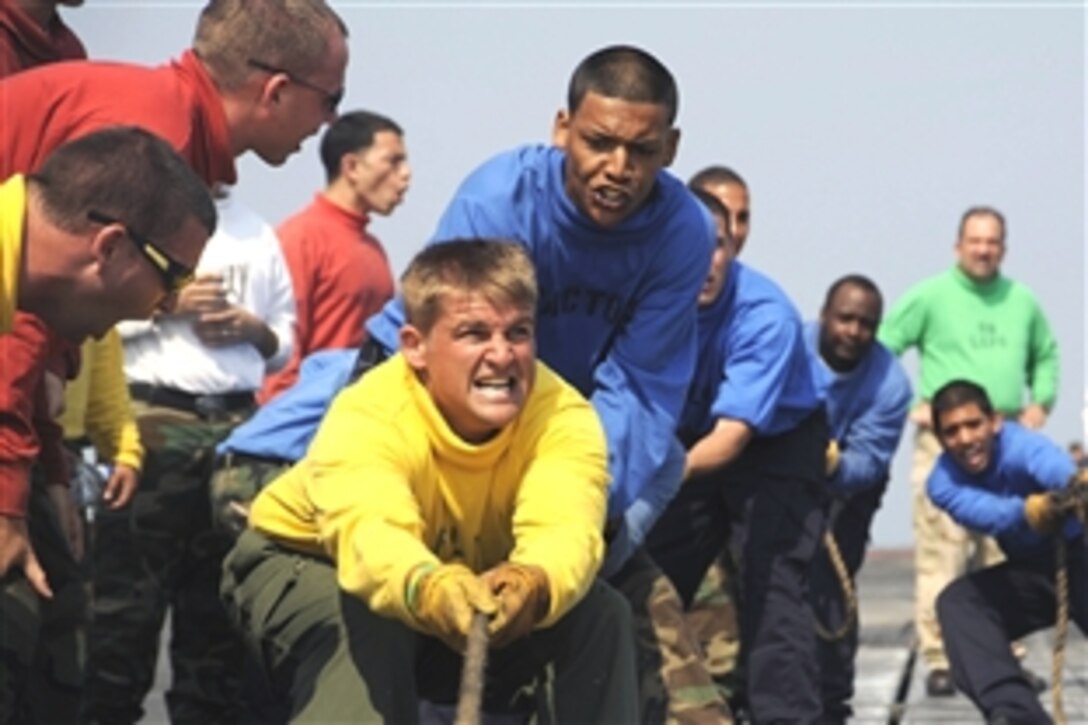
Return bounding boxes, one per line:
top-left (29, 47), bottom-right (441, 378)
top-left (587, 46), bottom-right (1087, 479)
top-left (401, 240), bottom-right (537, 334)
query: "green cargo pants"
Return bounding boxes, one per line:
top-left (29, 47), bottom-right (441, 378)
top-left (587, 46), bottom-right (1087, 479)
top-left (221, 529), bottom-right (639, 723)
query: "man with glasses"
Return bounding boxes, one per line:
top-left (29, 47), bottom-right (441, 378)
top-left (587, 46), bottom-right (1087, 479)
top-left (87, 211), bottom-right (197, 293)
top-left (1, 0), bottom-right (348, 181)
top-left (0, 127), bottom-right (216, 723)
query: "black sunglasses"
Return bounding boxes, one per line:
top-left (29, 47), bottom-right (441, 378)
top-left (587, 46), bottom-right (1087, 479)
top-left (247, 58), bottom-right (343, 113)
top-left (87, 210), bottom-right (195, 293)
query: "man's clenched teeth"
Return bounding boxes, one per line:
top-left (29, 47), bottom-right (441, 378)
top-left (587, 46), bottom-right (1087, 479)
top-left (593, 187), bottom-right (628, 209)
top-left (474, 376), bottom-right (515, 391)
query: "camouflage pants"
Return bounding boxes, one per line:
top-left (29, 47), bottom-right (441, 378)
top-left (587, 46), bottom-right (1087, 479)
top-left (83, 403), bottom-right (250, 725)
top-left (608, 548), bottom-right (733, 724)
top-left (0, 482), bottom-right (86, 725)
top-left (208, 453), bottom-right (290, 538)
top-left (685, 557), bottom-right (742, 698)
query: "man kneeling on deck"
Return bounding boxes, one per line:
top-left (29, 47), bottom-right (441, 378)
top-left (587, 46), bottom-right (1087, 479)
top-left (221, 239), bottom-right (638, 722)
top-left (929, 379), bottom-right (1087, 725)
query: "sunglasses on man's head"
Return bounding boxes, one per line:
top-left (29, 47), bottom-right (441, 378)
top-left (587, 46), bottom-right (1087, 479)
top-left (86, 210), bottom-right (195, 293)
top-left (247, 58), bottom-right (343, 114)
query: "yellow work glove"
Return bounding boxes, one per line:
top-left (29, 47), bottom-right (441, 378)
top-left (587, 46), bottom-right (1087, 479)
top-left (825, 439), bottom-right (841, 477)
top-left (410, 563), bottom-right (498, 652)
top-left (1023, 492), bottom-right (1064, 534)
top-left (481, 563), bottom-right (551, 649)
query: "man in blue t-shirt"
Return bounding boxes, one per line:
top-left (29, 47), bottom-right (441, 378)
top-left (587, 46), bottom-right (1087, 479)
top-left (646, 189), bottom-right (829, 723)
top-left (928, 379), bottom-right (1086, 724)
top-left (805, 275), bottom-right (911, 723)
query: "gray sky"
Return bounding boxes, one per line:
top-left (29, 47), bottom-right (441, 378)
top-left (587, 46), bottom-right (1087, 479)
top-left (68, 1), bottom-right (1085, 547)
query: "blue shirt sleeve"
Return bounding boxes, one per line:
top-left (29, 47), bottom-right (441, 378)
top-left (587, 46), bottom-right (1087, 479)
top-left (218, 350), bottom-right (356, 461)
top-left (594, 219), bottom-right (711, 516)
top-left (1022, 433), bottom-right (1077, 491)
top-left (926, 459), bottom-right (1024, 536)
top-left (832, 362), bottom-right (912, 494)
top-left (364, 298), bottom-right (404, 355)
top-left (711, 307), bottom-right (805, 433)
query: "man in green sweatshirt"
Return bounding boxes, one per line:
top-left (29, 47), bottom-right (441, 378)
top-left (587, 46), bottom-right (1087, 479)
top-left (878, 205), bottom-right (1059, 697)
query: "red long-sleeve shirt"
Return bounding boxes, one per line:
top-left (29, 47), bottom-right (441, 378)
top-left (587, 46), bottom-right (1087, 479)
top-left (0, 49), bottom-right (235, 184)
top-left (0, 313), bottom-right (71, 516)
top-left (258, 195), bottom-right (395, 403)
top-left (0, 48), bottom-right (235, 514)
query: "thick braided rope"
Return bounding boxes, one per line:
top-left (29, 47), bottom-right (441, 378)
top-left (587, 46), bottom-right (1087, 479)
top-left (1051, 536), bottom-right (1068, 725)
top-left (815, 530), bottom-right (857, 642)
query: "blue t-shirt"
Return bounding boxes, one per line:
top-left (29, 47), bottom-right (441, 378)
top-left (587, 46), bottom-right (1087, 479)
top-left (218, 349), bottom-right (356, 462)
top-left (367, 144), bottom-right (715, 520)
top-left (927, 422), bottom-right (1081, 560)
top-left (803, 322), bottom-right (911, 495)
top-left (679, 260), bottom-right (820, 445)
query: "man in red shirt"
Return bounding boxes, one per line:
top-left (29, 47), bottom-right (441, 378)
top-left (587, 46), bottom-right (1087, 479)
top-left (0, 0), bottom-right (85, 76)
top-left (0, 127), bottom-right (215, 724)
top-left (0, 1), bottom-right (347, 719)
top-left (0, 0), bottom-right (348, 183)
top-left (260, 110), bottom-right (410, 402)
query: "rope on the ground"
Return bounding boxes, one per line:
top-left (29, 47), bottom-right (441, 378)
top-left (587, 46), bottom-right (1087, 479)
top-left (814, 529), bottom-right (857, 642)
top-left (1050, 472), bottom-right (1088, 725)
top-left (1051, 536), bottom-right (1068, 725)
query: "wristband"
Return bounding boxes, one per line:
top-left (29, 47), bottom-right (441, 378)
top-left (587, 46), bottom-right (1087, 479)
top-left (404, 561), bottom-right (439, 613)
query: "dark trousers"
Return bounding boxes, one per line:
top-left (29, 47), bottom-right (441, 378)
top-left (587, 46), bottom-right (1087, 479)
top-left (810, 481), bottom-right (887, 722)
top-left (83, 405), bottom-right (248, 725)
top-left (221, 530), bottom-right (639, 723)
top-left (938, 539), bottom-right (1088, 724)
top-left (647, 411), bottom-right (829, 724)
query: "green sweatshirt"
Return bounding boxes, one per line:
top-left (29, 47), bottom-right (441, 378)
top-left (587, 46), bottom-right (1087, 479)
top-left (878, 266), bottom-right (1059, 414)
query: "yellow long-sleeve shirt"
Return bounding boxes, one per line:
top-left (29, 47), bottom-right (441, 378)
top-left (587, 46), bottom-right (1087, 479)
top-left (250, 353), bottom-right (609, 632)
top-left (59, 328), bottom-right (143, 470)
top-left (0, 175), bottom-right (26, 334)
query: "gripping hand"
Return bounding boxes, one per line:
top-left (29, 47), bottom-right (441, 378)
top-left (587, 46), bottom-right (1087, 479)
top-left (410, 563), bottom-right (497, 652)
top-left (825, 439), bottom-right (841, 477)
top-left (481, 563), bottom-right (550, 648)
top-left (1023, 492), bottom-right (1064, 534)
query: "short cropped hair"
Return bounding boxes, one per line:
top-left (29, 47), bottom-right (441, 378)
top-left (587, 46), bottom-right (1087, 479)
top-left (28, 126), bottom-right (216, 241)
top-left (320, 111), bottom-right (403, 183)
top-left (193, 0), bottom-right (347, 90)
top-left (688, 165), bottom-right (748, 192)
top-left (568, 45), bottom-right (678, 124)
top-left (931, 379), bottom-right (995, 432)
top-left (823, 274), bottom-right (883, 312)
top-left (957, 206), bottom-right (1006, 242)
top-left (689, 187), bottom-right (735, 249)
top-left (401, 240), bottom-right (538, 335)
